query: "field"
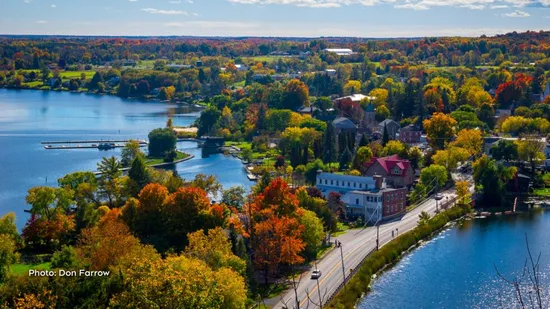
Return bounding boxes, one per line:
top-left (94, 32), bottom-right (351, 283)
top-left (11, 262), bottom-right (51, 275)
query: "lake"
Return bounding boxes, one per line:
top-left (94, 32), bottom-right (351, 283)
top-left (0, 89), bottom-right (253, 228)
top-left (358, 209), bottom-right (550, 309)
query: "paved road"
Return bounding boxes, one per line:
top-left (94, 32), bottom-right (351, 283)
top-left (274, 187), bottom-right (458, 309)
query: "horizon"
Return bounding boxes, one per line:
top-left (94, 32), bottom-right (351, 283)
top-left (2, 0), bottom-right (550, 37)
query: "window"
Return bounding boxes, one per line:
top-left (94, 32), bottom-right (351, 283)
top-left (354, 183), bottom-right (356, 188)
top-left (331, 180), bottom-right (333, 185)
top-left (356, 199), bottom-right (359, 205)
top-left (336, 181), bottom-right (339, 186)
top-left (348, 182), bottom-right (350, 187)
top-left (386, 195), bottom-right (390, 202)
top-left (360, 184), bottom-right (363, 189)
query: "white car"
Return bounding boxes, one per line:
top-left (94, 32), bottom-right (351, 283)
top-left (434, 193), bottom-right (443, 200)
top-left (311, 270), bottom-right (322, 279)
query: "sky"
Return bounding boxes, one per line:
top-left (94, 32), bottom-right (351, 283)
top-left (1, 0), bottom-right (550, 37)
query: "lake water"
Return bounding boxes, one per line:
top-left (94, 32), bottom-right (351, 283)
top-left (358, 209), bottom-right (550, 309)
top-left (0, 89), bottom-right (252, 228)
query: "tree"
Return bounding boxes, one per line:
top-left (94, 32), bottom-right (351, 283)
top-left (121, 140), bottom-right (144, 167)
top-left (110, 255), bottom-right (246, 309)
top-left (420, 164), bottom-right (448, 189)
top-left (128, 156), bottom-right (150, 197)
top-left (88, 72), bottom-right (103, 90)
top-left (516, 138), bottom-right (546, 173)
top-left (339, 147), bottom-right (352, 171)
top-left (282, 79), bottom-right (309, 110)
top-left (382, 123), bottom-right (390, 146)
top-left (297, 209), bottom-right (324, 260)
top-left (0, 234), bottom-right (18, 283)
top-left (185, 227), bottom-right (246, 275)
top-left (196, 106), bottom-right (221, 137)
top-left (343, 80), bottom-right (362, 95)
top-left (97, 156), bottom-right (122, 207)
top-left (381, 140), bottom-right (407, 157)
top-left (222, 186), bottom-right (246, 210)
top-left (25, 187), bottom-right (73, 220)
top-left (408, 147), bottom-right (423, 170)
top-left (432, 147), bottom-right (470, 170)
top-left (490, 140), bottom-right (519, 161)
top-left (473, 155), bottom-right (516, 207)
top-left (50, 245), bottom-right (77, 269)
top-left (191, 173), bottom-right (223, 197)
top-left (148, 128), bottom-right (177, 158)
top-left (375, 105), bottom-right (390, 122)
top-left (353, 146), bottom-right (373, 170)
top-left (452, 129), bottom-right (483, 156)
top-left (323, 122), bottom-right (338, 164)
top-left (455, 180), bottom-right (471, 205)
top-left (423, 112), bottom-right (458, 150)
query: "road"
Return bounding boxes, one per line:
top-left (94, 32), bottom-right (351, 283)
top-left (273, 187), bottom-right (458, 309)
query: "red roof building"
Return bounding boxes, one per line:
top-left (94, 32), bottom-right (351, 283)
top-left (363, 155), bottom-right (415, 189)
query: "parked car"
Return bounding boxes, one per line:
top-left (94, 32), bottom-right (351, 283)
top-left (434, 193), bottom-right (443, 200)
top-left (311, 270), bottom-right (322, 279)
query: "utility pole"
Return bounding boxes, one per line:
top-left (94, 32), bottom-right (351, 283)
top-left (340, 245), bottom-right (346, 286)
top-left (435, 175), bottom-right (439, 213)
top-left (376, 223), bottom-right (380, 250)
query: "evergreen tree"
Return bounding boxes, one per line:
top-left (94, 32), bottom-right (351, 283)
top-left (339, 147), bottom-right (352, 171)
top-left (359, 134), bottom-right (369, 147)
top-left (256, 103), bottom-right (267, 131)
top-left (322, 122), bottom-right (338, 164)
top-left (302, 145), bottom-right (309, 165)
top-left (382, 124), bottom-right (389, 146)
top-left (338, 132), bottom-right (348, 155)
top-left (128, 156), bottom-right (150, 196)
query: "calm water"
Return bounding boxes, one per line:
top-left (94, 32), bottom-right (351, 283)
top-left (0, 89), bottom-right (252, 228)
top-left (359, 210), bottom-right (550, 309)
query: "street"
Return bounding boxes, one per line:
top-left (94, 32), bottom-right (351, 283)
top-left (274, 187), bottom-right (458, 309)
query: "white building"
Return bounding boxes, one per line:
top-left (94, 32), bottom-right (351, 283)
top-left (335, 93), bottom-right (376, 104)
top-left (316, 173), bottom-right (406, 224)
top-left (323, 48), bottom-right (354, 56)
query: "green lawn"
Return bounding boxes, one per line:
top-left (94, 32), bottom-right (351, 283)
top-left (11, 262), bottom-right (51, 275)
top-left (59, 71), bottom-right (95, 80)
top-left (144, 151), bottom-right (189, 166)
top-left (243, 56), bottom-right (281, 64)
top-left (534, 188), bottom-right (550, 197)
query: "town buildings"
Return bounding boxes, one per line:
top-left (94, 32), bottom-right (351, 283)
top-left (363, 155), bottom-right (415, 188)
top-left (315, 173), bottom-right (407, 224)
top-left (398, 124), bottom-right (422, 144)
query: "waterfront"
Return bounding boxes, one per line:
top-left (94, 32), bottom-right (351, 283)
top-left (358, 209), bottom-right (550, 309)
top-left (0, 89), bottom-right (253, 228)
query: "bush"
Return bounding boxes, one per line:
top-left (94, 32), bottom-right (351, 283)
top-left (148, 128), bottom-right (177, 158)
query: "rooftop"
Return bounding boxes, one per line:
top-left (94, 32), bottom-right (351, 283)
top-left (317, 172), bottom-right (374, 184)
top-left (365, 155), bottom-right (411, 176)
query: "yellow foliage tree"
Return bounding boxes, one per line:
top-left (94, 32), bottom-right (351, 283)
top-left (423, 112), bottom-right (458, 150)
top-left (452, 129), bottom-right (483, 156)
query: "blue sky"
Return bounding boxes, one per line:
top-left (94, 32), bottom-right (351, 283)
top-left (1, 0), bottom-right (549, 37)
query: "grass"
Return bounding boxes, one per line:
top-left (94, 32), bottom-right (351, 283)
top-left (243, 56), bottom-right (282, 64)
top-left (316, 243), bottom-right (335, 259)
top-left (59, 71), bottom-right (95, 80)
top-left (332, 222), bottom-right (350, 237)
top-left (257, 282), bottom-right (287, 299)
top-left (11, 262), bottom-right (51, 275)
top-left (533, 188), bottom-right (550, 197)
top-left (144, 151), bottom-right (189, 166)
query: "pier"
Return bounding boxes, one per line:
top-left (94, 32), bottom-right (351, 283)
top-left (44, 144), bottom-right (146, 150)
top-left (41, 139), bottom-right (147, 145)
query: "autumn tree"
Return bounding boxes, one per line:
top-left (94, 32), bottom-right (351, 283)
top-left (423, 112), bottom-right (458, 150)
top-left (452, 129), bottom-right (483, 156)
top-left (353, 146), bottom-right (373, 170)
top-left (282, 79), bottom-right (309, 111)
top-left (516, 138), bottom-right (546, 173)
top-left (455, 180), bottom-right (471, 206)
top-left (420, 164), bottom-right (448, 189)
top-left (432, 147), bottom-right (470, 170)
top-left (121, 140), bottom-right (144, 167)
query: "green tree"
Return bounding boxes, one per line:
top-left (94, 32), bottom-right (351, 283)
top-left (97, 156), bottom-right (122, 207)
top-left (473, 155), bottom-right (516, 207)
top-left (191, 174), bottom-right (223, 197)
top-left (51, 245), bottom-right (78, 269)
top-left (196, 106), bottom-right (221, 137)
top-left (121, 140), bottom-right (144, 167)
top-left (382, 123), bottom-right (390, 146)
top-left (128, 156), bottom-right (150, 197)
top-left (322, 122), bottom-right (338, 164)
top-left (516, 138), bottom-right (546, 173)
top-left (25, 187), bottom-right (73, 220)
top-left (0, 234), bottom-right (18, 283)
top-left (148, 128), bottom-right (177, 158)
top-left (222, 186), bottom-right (246, 210)
top-left (353, 146), bottom-right (373, 170)
top-left (282, 79), bottom-right (309, 110)
top-left (339, 146), bottom-right (352, 171)
top-left (420, 164), bottom-right (448, 189)
top-left (297, 209), bottom-right (325, 260)
top-left (490, 140), bottom-right (518, 161)
top-left (88, 71), bottom-right (103, 90)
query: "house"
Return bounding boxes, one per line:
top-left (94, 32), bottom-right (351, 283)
top-left (315, 173), bottom-right (406, 223)
top-left (335, 94), bottom-right (375, 105)
top-left (297, 105), bottom-right (319, 115)
top-left (167, 64), bottom-right (192, 69)
top-left (333, 117), bottom-right (357, 134)
top-left (398, 124), bottom-right (422, 144)
top-left (325, 69), bottom-right (337, 77)
top-left (363, 104), bottom-right (376, 126)
top-left (323, 48), bottom-right (354, 56)
top-left (378, 119), bottom-right (400, 140)
top-left (235, 64), bottom-right (248, 72)
top-left (364, 155), bottom-right (415, 188)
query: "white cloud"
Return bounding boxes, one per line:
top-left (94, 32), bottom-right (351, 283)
top-left (502, 9), bottom-right (530, 17)
top-left (165, 21), bottom-right (257, 29)
top-left (226, 0), bottom-right (550, 10)
top-left (169, 0), bottom-right (182, 3)
top-left (36, 20), bottom-right (48, 24)
top-left (141, 8), bottom-right (187, 14)
top-left (192, 12), bottom-right (199, 16)
top-left (128, 0), bottom-right (138, 2)
top-left (50, 4), bottom-right (56, 7)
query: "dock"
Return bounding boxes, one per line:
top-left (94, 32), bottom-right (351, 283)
top-left (44, 144), bottom-right (145, 150)
top-left (41, 139), bottom-right (147, 145)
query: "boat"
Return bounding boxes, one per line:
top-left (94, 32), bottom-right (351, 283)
top-left (98, 143), bottom-right (115, 150)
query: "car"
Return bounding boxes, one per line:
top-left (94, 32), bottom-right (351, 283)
top-left (434, 193), bottom-right (443, 200)
top-left (311, 270), bottom-right (322, 279)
